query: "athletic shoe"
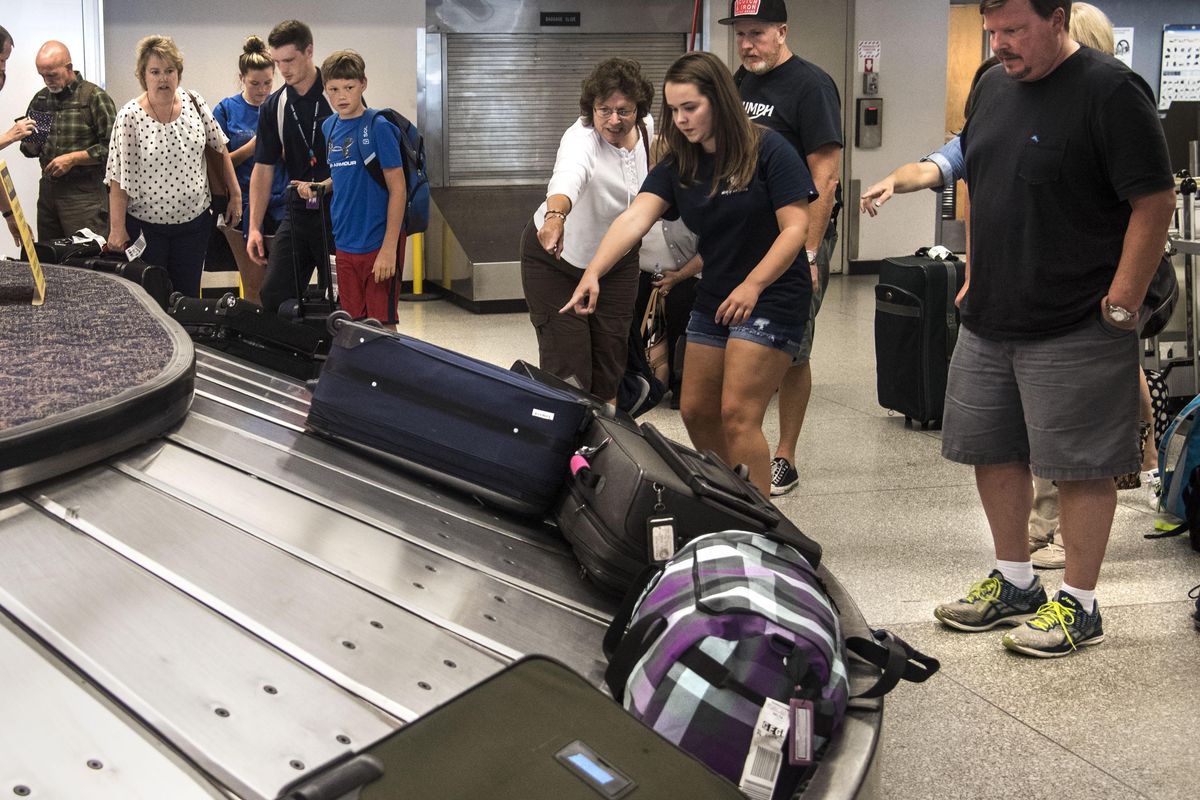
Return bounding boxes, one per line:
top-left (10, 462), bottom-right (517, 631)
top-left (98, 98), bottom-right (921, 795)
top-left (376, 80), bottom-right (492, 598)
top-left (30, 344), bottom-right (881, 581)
top-left (1190, 584), bottom-right (1200, 632)
top-left (933, 570), bottom-right (1047, 632)
top-left (1002, 590), bottom-right (1105, 657)
top-left (770, 457), bottom-right (799, 496)
top-left (1030, 539), bottom-right (1066, 570)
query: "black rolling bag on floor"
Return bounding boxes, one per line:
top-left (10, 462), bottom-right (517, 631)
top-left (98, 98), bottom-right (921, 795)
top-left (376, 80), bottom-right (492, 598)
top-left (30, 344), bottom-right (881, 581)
top-left (555, 415), bottom-right (822, 594)
top-left (33, 239), bottom-right (173, 309)
top-left (875, 253), bottom-right (966, 428)
top-left (168, 292), bottom-right (329, 380)
top-left (279, 656), bottom-right (745, 800)
top-left (307, 316), bottom-right (592, 515)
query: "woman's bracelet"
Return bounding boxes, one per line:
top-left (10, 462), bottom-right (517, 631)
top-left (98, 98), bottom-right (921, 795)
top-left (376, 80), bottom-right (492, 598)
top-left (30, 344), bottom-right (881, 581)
top-left (545, 209), bottom-right (567, 221)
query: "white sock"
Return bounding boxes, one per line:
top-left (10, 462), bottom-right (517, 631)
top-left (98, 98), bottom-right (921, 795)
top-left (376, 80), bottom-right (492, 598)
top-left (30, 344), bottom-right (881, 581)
top-left (996, 559), bottom-right (1036, 590)
top-left (1059, 583), bottom-right (1096, 613)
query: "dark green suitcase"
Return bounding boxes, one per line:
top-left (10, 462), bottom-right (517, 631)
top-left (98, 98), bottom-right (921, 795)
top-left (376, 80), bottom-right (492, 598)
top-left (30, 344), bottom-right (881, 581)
top-left (280, 655), bottom-right (745, 799)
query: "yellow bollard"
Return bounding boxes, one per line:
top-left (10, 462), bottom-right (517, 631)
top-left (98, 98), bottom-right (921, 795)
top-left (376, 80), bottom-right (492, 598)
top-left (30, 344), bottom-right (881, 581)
top-left (399, 231), bottom-right (439, 302)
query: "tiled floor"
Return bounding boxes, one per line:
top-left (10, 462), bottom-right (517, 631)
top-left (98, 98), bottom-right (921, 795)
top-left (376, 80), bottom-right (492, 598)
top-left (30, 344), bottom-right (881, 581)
top-left (395, 274), bottom-right (1200, 800)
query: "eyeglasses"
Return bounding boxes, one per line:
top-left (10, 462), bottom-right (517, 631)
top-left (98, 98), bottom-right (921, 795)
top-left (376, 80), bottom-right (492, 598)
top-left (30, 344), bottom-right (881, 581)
top-left (594, 106), bottom-right (635, 120)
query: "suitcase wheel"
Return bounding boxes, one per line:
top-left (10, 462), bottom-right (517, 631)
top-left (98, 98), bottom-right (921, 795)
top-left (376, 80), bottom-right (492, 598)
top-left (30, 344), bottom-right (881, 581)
top-left (733, 463), bottom-right (751, 481)
top-left (168, 292), bottom-right (184, 311)
top-left (278, 299), bottom-right (300, 320)
top-left (216, 293), bottom-right (238, 312)
top-left (327, 309), bottom-right (353, 334)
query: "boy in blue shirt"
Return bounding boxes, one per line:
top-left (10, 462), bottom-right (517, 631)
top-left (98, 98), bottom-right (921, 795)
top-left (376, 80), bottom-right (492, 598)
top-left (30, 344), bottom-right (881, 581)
top-left (299, 50), bottom-right (406, 326)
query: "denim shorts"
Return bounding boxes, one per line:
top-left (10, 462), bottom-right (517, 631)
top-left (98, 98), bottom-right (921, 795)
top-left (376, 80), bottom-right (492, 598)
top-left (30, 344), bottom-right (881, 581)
top-left (940, 317), bottom-right (1141, 481)
top-left (686, 310), bottom-right (804, 358)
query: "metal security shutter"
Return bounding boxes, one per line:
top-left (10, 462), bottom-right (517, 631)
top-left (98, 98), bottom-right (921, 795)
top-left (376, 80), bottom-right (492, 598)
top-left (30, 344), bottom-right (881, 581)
top-left (445, 33), bottom-right (686, 186)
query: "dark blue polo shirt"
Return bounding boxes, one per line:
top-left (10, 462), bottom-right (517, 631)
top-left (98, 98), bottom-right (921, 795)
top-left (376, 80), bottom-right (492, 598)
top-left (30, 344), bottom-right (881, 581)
top-left (254, 68), bottom-right (334, 193)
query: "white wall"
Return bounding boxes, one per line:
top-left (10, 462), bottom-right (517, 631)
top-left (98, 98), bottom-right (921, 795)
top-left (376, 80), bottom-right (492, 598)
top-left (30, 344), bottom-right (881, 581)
top-left (102, 1), bottom-right (423, 117)
top-left (0, 1), bottom-right (101, 258)
top-left (103, 0), bottom-right (425, 275)
top-left (849, 0), bottom-right (949, 261)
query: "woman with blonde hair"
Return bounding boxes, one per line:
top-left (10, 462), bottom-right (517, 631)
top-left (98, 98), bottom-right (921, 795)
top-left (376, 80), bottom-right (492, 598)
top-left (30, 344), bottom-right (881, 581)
top-left (562, 51), bottom-right (815, 495)
top-left (105, 34), bottom-right (240, 297)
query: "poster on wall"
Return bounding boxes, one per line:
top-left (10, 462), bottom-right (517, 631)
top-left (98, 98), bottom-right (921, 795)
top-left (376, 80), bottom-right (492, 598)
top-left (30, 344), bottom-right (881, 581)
top-left (1159, 23), bottom-right (1200, 110)
top-left (857, 40), bottom-right (880, 73)
top-left (1113, 27), bottom-right (1133, 67)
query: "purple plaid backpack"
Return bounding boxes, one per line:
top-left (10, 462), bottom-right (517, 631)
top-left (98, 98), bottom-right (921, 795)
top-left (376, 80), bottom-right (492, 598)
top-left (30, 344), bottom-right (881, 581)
top-left (603, 531), bottom-right (938, 799)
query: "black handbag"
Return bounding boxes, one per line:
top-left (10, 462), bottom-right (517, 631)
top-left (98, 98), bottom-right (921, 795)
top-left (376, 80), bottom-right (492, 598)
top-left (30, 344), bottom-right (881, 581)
top-left (1140, 252), bottom-right (1178, 340)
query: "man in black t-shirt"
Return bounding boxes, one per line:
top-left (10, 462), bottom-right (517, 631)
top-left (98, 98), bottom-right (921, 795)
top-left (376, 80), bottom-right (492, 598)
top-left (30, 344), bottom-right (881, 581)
top-left (720, 0), bottom-right (844, 497)
top-left (247, 19), bottom-right (335, 315)
top-left (933, 0), bottom-right (1176, 658)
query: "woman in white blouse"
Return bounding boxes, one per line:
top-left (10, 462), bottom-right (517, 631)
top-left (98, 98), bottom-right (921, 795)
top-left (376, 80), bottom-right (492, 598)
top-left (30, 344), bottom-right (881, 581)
top-left (520, 58), bottom-right (655, 404)
top-left (105, 35), bottom-right (240, 297)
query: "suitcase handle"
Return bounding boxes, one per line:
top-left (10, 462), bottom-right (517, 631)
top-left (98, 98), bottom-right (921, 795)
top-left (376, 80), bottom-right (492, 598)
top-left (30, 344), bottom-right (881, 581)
top-left (280, 753), bottom-right (385, 799)
top-left (641, 423), bottom-right (779, 527)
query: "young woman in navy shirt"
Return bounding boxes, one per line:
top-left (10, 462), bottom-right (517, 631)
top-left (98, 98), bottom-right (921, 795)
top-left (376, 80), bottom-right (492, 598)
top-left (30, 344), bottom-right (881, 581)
top-left (562, 51), bottom-right (815, 495)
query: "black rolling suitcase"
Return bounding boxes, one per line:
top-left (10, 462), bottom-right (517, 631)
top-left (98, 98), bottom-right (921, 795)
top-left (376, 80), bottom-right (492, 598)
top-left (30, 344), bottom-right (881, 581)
top-left (33, 238), bottom-right (173, 309)
top-left (276, 184), bottom-right (337, 334)
top-left (555, 416), bottom-right (821, 594)
top-left (280, 656), bottom-right (745, 800)
top-left (307, 316), bottom-right (592, 515)
top-left (875, 252), bottom-right (966, 428)
top-left (168, 292), bottom-right (329, 380)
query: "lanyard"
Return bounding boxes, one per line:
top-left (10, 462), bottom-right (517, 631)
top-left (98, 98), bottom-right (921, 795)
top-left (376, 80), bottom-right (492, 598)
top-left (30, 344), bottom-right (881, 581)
top-left (288, 97), bottom-right (318, 168)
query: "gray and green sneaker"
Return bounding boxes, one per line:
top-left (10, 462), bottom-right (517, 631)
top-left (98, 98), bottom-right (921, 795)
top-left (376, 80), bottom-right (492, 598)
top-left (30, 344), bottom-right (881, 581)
top-left (1002, 590), bottom-right (1105, 658)
top-left (934, 570), bottom-right (1047, 632)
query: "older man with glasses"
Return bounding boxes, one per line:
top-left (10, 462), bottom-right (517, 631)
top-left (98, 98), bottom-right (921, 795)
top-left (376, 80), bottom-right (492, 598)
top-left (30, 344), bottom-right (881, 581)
top-left (18, 39), bottom-right (116, 241)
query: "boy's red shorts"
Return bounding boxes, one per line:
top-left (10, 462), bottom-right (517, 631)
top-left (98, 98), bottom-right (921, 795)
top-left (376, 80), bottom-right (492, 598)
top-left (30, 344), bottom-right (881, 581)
top-left (335, 243), bottom-right (404, 325)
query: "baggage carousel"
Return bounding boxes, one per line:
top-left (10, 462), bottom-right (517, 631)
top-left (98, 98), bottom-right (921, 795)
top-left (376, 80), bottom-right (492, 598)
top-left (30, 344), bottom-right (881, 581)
top-left (0, 347), bottom-right (883, 799)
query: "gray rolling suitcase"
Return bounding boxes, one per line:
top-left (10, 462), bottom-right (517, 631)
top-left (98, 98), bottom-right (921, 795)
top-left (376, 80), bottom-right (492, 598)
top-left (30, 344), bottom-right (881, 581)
top-left (279, 656), bottom-right (745, 799)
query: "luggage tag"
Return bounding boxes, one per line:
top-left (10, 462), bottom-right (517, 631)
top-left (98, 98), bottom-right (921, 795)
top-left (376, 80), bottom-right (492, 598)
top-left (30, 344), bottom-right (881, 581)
top-left (124, 231), bottom-right (147, 261)
top-left (788, 699), bottom-right (815, 766)
top-left (738, 697), bottom-right (789, 800)
top-left (646, 482), bottom-right (677, 563)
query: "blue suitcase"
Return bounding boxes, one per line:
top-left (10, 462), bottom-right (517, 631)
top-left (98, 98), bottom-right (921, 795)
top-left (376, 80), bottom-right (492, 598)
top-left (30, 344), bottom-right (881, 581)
top-left (307, 316), bottom-right (592, 515)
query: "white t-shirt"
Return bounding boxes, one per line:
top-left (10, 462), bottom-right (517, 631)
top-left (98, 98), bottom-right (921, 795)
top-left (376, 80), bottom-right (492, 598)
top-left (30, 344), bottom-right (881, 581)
top-left (105, 89), bottom-right (228, 224)
top-left (534, 116), bottom-right (653, 270)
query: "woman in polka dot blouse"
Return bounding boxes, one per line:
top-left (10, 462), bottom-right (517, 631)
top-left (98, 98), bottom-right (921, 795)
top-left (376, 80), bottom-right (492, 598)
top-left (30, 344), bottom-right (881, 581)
top-left (104, 34), bottom-right (241, 297)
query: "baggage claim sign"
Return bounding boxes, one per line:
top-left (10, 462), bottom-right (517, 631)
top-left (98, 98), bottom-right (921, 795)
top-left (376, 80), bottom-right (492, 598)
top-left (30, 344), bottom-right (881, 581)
top-left (0, 159), bottom-right (45, 305)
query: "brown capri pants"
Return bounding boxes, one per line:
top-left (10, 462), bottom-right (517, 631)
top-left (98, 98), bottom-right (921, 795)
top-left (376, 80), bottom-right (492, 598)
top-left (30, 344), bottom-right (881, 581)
top-left (520, 220), bottom-right (640, 400)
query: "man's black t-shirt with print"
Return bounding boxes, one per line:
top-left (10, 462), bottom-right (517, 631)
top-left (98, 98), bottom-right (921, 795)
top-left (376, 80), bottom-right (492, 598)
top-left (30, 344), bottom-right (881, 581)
top-left (735, 55), bottom-right (842, 210)
top-left (960, 47), bottom-right (1174, 341)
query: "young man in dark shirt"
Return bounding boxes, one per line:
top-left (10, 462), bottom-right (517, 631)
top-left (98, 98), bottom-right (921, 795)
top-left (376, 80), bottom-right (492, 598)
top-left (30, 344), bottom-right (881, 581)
top-left (247, 19), bottom-right (334, 314)
top-left (720, 0), bottom-right (844, 496)
top-left (933, 0), bottom-right (1176, 657)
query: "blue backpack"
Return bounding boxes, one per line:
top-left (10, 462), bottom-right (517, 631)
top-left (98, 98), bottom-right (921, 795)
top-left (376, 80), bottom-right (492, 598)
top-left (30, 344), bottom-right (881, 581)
top-left (322, 108), bottom-right (431, 234)
top-left (1156, 394), bottom-right (1200, 524)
